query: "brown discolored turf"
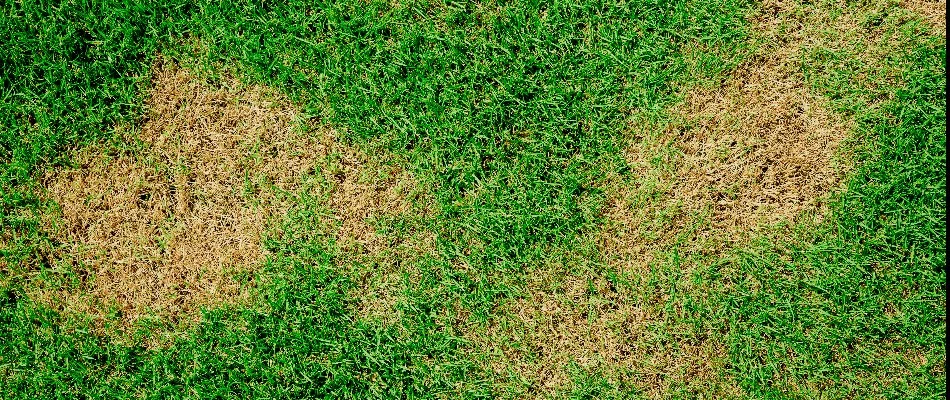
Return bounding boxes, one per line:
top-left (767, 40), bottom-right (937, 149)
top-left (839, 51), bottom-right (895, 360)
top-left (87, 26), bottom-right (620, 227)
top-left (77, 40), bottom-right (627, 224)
top-left (37, 59), bottom-right (324, 331)
top-left (476, 1), bottom-right (867, 396)
top-left (900, 0), bottom-right (947, 33)
top-left (315, 132), bottom-right (435, 326)
top-left (37, 56), bottom-right (425, 338)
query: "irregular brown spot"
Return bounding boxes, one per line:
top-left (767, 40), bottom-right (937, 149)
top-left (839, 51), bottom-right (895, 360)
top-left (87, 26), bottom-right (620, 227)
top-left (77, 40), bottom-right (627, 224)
top-left (588, 0), bottom-right (859, 394)
top-left (472, 258), bottom-right (744, 398)
top-left (479, 269), bottom-right (644, 393)
top-left (611, 5), bottom-right (853, 263)
top-left (901, 0), bottom-right (947, 34)
top-left (36, 58), bottom-right (324, 331)
top-left (665, 55), bottom-right (849, 233)
top-left (36, 58), bottom-right (427, 336)
top-left (481, 1), bottom-right (866, 397)
top-left (316, 135), bottom-right (435, 325)
top-left (323, 139), bottom-right (422, 256)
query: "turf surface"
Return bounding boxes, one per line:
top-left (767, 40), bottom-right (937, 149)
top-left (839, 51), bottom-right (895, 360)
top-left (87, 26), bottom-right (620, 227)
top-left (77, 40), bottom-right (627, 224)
top-left (0, 0), bottom-right (945, 398)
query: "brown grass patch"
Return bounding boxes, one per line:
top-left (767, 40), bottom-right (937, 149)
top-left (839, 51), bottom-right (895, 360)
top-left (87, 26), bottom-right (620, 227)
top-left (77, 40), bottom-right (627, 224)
top-left (479, 1), bottom-right (872, 397)
top-left (36, 56), bottom-right (427, 335)
top-left (901, 0), bottom-right (947, 33)
top-left (35, 58), bottom-right (323, 331)
top-left (634, 0), bottom-right (855, 241)
top-left (322, 140), bottom-right (425, 256)
top-left (660, 53), bottom-right (849, 234)
top-left (314, 136), bottom-right (435, 325)
top-left (475, 254), bottom-right (746, 398)
top-left (478, 261), bottom-right (743, 397)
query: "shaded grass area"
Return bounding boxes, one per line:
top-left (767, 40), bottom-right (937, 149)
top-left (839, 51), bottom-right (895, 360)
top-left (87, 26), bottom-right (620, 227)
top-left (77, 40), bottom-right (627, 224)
top-left (0, 0), bottom-right (945, 398)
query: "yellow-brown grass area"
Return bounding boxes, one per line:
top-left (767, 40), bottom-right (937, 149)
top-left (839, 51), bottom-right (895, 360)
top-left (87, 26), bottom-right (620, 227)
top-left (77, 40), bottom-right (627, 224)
top-left (35, 59), bottom-right (315, 333)
top-left (900, 0), bottom-right (947, 34)
top-left (465, 1), bottom-right (913, 397)
top-left (314, 137), bottom-right (435, 326)
top-left (33, 57), bottom-right (422, 339)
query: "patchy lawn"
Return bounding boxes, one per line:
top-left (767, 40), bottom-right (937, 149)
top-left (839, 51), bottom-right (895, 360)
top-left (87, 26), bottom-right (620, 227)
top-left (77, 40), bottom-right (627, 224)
top-left (1, 0), bottom-right (944, 398)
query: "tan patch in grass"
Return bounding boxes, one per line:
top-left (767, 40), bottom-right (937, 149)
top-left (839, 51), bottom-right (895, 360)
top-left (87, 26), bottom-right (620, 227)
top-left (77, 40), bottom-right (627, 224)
top-left (321, 139), bottom-right (422, 256)
top-left (38, 57), bottom-right (427, 335)
top-left (486, 274), bottom-right (639, 393)
top-left (595, 6), bottom-right (850, 395)
top-left (316, 138), bottom-right (435, 324)
top-left (485, 1), bottom-right (869, 397)
top-left (901, 0), bottom-right (947, 33)
top-left (36, 59), bottom-right (323, 331)
top-left (662, 55), bottom-right (849, 234)
top-left (477, 259), bottom-right (744, 398)
top-left (642, 0), bottom-right (853, 240)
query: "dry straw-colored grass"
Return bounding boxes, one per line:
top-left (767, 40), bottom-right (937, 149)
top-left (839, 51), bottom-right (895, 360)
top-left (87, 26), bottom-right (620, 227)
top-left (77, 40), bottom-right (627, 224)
top-left (901, 0), bottom-right (947, 33)
top-left (35, 56), bottom-right (428, 335)
top-left (322, 140), bottom-right (425, 257)
top-left (604, 0), bottom-right (854, 253)
top-left (479, 261), bottom-right (742, 397)
top-left (314, 135), bottom-right (434, 325)
top-left (37, 59), bottom-right (323, 330)
top-left (647, 41), bottom-right (849, 236)
top-left (479, 1), bottom-right (872, 397)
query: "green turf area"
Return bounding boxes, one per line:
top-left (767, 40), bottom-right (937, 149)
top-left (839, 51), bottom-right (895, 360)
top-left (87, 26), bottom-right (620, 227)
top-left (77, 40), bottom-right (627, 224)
top-left (1, 0), bottom-right (945, 398)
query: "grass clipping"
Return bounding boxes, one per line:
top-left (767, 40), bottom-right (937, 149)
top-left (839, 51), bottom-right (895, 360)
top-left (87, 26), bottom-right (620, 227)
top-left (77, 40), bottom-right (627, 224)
top-left (37, 59), bottom-right (320, 328)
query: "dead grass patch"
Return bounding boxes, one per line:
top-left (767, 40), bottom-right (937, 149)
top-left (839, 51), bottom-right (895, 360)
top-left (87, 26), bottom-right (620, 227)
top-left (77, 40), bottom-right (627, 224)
top-left (315, 137), bottom-right (435, 325)
top-left (477, 1), bottom-right (888, 397)
top-left (640, 0), bottom-right (855, 240)
top-left (35, 58), bottom-right (323, 332)
top-left (481, 263), bottom-right (742, 397)
top-left (901, 0), bottom-right (947, 33)
top-left (36, 56), bottom-right (428, 336)
top-left (321, 139), bottom-right (426, 257)
top-left (475, 254), bottom-right (745, 398)
top-left (660, 54), bottom-right (849, 234)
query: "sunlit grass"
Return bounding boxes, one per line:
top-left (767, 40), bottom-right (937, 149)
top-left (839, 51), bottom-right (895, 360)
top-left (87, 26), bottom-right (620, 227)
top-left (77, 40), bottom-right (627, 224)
top-left (0, 0), bottom-right (944, 398)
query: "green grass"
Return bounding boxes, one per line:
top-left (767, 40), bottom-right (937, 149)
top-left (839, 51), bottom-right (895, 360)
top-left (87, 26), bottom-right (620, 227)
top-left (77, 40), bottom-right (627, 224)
top-left (0, 0), bottom-right (945, 398)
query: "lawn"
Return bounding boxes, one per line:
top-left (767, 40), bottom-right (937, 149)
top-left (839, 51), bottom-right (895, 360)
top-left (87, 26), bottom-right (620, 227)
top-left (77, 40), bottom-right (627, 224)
top-left (0, 0), bottom-right (945, 398)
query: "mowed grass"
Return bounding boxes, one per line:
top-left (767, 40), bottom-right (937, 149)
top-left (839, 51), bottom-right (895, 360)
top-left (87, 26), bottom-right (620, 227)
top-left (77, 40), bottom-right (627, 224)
top-left (0, 0), bottom-right (945, 398)
top-left (706, 3), bottom-right (946, 397)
